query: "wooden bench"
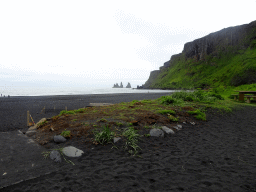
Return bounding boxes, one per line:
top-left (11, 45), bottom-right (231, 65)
top-left (245, 95), bottom-right (256, 103)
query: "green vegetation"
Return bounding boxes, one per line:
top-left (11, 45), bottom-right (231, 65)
top-left (188, 109), bottom-right (206, 121)
top-left (168, 115), bottom-right (179, 122)
top-left (147, 45), bottom-right (256, 89)
top-left (116, 122), bottom-right (123, 126)
top-left (59, 110), bottom-right (75, 115)
top-left (157, 109), bottom-right (176, 115)
top-left (60, 129), bottom-right (71, 138)
top-left (122, 127), bottom-right (141, 155)
top-left (144, 125), bottom-right (150, 129)
top-left (42, 84), bottom-right (256, 158)
top-left (93, 125), bottom-right (115, 145)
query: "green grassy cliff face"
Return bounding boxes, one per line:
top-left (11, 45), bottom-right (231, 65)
top-left (143, 20), bottom-right (256, 89)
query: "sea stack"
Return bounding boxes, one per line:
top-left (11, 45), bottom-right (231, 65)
top-left (126, 82), bottom-right (131, 88)
top-left (113, 83), bottom-right (120, 88)
top-left (120, 82), bottom-right (123, 88)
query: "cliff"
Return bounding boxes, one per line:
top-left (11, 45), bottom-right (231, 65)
top-left (143, 20), bottom-right (256, 89)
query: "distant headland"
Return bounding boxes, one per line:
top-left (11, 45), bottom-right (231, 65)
top-left (113, 82), bottom-right (131, 88)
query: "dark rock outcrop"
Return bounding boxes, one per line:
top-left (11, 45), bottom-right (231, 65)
top-left (113, 83), bottom-right (120, 88)
top-left (182, 20), bottom-right (256, 61)
top-left (126, 82), bottom-right (131, 88)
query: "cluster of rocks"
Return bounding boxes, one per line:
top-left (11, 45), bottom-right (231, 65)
top-left (50, 135), bottom-right (84, 163)
top-left (49, 124), bottom-right (186, 162)
top-left (25, 117), bottom-right (194, 163)
top-left (113, 82), bottom-right (131, 88)
top-left (25, 118), bottom-right (84, 163)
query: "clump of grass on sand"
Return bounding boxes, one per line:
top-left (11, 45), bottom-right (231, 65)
top-left (60, 129), bottom-right (71, 138)
top-left (93, 125), bottom-right (114, 145)
top-left (187, 109), bottom-right (206, 121)
top-left (122, 127), bottom-right (141, 155)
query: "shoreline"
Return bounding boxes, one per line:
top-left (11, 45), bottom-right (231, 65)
top-left (0, 91), bottom-right (175, 98)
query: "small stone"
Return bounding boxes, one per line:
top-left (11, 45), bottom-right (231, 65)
top-left (177, 125), bottom-right (182, 129)
top-left (183, 122), bottom-right (187, 124)
top-left (190, 122), bottom-right (195, 125)
top-left (50, 150), bottom-right (62, 163)
top-left (62, 146), bottom-right (84, 157)
top-left (161, 126), bottom-right (175, 134)
top-left (50, 127), bottom-right (54, 131)
top-left (113, 137), bottom-right (121, 143)
top-left (150, 128), bottom-right (164, 137)
top-left (173, 126), bottom-right (181, 131)
top-left (54, 135), bottom-right (66, 143)
top-left (25, 130), bottom-right (37, 137)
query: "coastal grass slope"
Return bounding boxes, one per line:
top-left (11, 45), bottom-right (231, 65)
top-left (143, 20), bottom-right (256, 89)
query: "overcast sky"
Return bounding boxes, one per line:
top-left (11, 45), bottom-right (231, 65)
top-left (0, 0), bottom-right (255, 88)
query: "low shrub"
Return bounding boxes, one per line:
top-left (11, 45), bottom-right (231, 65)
top-left (159, 96), bottom-right (176, 105)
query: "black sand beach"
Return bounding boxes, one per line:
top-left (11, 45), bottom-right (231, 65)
top-left (0, 92), bottom-right (174, 132)
top-left (1, 93), bottom-right (256, 191)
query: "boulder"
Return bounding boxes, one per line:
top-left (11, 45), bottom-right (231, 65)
top-left (50, 150), bottom-right (62, 163)
top-left (150, 128), bottom-right (164, 137)
top-left (161, 126), bottom-right (175, 134)
top-left (53, 135), bottom-right (67, 143)
top-left (62, 146), bottom-right (84, 157)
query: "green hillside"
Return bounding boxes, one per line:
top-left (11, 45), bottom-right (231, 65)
top-left (144, 21), bottom-right (256, 89)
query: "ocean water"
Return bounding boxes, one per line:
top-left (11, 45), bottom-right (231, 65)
top-left (0, 86), bottom-right (175, 96)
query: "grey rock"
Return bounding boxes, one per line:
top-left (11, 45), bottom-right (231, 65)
top-left (54, 135), bottom-right (67, 143)
top-left (161, 126), bottom-right (175, 134)
top-left (177, 125), bottom-right (182, 129)
top-left (150, 128), bottom-right (164, 137)
top-left (50, 150), bottom-right (62, 163)
top-left (62, 146), bottom-right (84, 157)
top-left (114, 137), bottom-right (121, 143)
top-left (173, 126), bottom-right (181, 131)
top-left (25, 130), bottom-right (37, 137)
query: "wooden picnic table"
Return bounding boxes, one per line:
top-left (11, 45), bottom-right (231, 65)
top-left (235, 91), bottom-right (256, 101)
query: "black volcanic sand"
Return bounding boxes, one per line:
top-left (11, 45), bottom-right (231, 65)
top-left (1, 94), bottom-right (256, 191)
top-left (0, 92), bottom-right (175, 132)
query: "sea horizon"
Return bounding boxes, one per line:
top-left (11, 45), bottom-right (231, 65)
top-left (0, 86), bottom-right (176, 97)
